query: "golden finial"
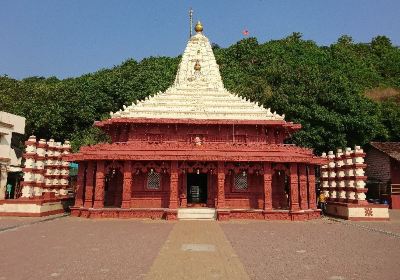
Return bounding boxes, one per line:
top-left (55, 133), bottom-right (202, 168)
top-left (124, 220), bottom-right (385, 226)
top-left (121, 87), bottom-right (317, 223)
top-left (195, 21), bottom-right (203, 33)
top-left (194, 60), bottom-right (201, 71)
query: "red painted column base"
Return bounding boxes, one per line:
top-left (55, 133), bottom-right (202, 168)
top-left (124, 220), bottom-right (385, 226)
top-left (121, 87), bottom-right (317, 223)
top-left (93, 201), bottom-right (104, 208)
top-left (121, 201), bottom-right (130, 209)
top-left (165, 209), bottom-right (178, 220)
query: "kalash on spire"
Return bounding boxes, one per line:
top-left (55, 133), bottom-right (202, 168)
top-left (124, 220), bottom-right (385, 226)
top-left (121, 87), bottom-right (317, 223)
top-left (194, 21), bottom-right (203, 32)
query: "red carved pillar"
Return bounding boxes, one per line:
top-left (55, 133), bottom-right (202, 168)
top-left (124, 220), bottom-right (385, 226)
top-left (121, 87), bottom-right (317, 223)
top-left (74, 163), bottom-right (86, 207)
top-left (169, 161), bottom-right (179, 209)
top-left (307, 165), bottom-right (317, 209)
top-left (93, 161), bottom-right (105, 208)
top-left (299, 164), bottom-right (308, 210)
top-left (217, 161), bottom-right (225, 208)
top-left (263, 162), bottom-right (272, 210)
top-left (181, 173), bottom-right (187, 207)
top-left (289, 163), bottom-right (300, 211)
top-left (122, 161), bottom-right (132, 209)
top-left (207, 172), bottom-right (213, 207)
top-left (84, 162), bottom-right (95, 208)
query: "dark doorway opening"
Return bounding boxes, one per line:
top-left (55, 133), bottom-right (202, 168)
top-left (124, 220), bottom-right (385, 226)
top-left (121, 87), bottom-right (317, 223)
top-left (104, 170), bottom-right (123, 207)
top-left (187, 173), bottom-right (207, 204)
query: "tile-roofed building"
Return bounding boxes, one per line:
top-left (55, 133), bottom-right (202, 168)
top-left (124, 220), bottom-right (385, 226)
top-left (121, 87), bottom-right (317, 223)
top-left (365, 142), bottom-right (400, 209)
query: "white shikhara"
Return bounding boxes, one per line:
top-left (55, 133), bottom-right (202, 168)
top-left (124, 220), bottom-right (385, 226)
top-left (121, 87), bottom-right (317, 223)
top-left (110, 32), bottom-right (284, 121)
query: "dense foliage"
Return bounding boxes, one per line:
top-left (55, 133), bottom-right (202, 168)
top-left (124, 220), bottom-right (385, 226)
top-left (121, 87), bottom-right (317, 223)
top-left (1, 34), bottom-right (399, 153)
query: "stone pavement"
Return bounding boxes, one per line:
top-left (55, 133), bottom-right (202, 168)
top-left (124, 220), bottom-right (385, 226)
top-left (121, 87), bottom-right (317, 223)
top-left (0, 211), bottom-right (399, 279)
top-left (145, 221), bottom-right (249, 280)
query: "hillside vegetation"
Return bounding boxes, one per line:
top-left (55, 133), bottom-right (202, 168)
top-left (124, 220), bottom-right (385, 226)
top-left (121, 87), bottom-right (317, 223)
top-left (1, 33), bottom-right (399, 153)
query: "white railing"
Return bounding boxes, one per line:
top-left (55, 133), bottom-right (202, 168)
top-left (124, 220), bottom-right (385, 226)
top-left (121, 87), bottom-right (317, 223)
top-left (391, 184), bottom-right (400, 195)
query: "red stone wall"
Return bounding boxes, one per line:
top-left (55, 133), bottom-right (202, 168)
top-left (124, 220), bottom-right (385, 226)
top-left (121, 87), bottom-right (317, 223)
top-left (224, 174), bottom-right (263, 209)
top-left (365, 147), bottom-right (391, 183)
top-left (106, 123), bottom-right (288, 145)
top-left (130, 172), bottom-right (170, 208)
top-left (391, 158), bottom-right (400, 184)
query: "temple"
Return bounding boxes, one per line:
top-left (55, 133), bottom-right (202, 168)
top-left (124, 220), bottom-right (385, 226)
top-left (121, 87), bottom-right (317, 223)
top-left (67, 22), bottom-right (325, 220)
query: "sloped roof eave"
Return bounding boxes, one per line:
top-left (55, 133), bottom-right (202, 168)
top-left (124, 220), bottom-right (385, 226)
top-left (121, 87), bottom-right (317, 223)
top-left (95, 117), bottom-right (299, 127)
top-left (369, 142), bottom-right (400, 162)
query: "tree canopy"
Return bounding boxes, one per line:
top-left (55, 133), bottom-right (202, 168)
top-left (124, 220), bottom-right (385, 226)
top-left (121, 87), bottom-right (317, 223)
top-left (1, 34), bottom-right (399, 153)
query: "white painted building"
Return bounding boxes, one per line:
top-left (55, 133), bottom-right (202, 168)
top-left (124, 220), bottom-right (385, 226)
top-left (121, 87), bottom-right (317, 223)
top-left (0, 111), bottom-right (26, 199)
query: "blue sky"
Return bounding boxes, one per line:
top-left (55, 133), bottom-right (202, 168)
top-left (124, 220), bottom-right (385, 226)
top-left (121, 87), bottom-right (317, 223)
top-left (1, 0), bottom-right (399, 79)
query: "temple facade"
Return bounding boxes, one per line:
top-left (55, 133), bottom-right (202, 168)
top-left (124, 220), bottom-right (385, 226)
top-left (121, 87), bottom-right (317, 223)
top-left (67, 22), bottom-right (325, 220)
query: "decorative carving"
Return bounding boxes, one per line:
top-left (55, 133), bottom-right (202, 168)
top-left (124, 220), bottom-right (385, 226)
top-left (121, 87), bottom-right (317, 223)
top-left (225, 162), bottom-right (263, 175)
top-left (289, 164), bottom-right (300, 211)
top-left (122, 161), bottom-right (132, 208)
top-left (364, 207), bottom-right (373, 216)
top-left (169, 161), bottom-right (179, 209)
top-left (74, 163), bottom-right (86, 207)
top-left (132, 161), bottom-right (169, 174)
top-left (299, 164), bottom-right (308, 210)
top-left (217, 161), bottom-right (226, 208)
top-left (84, 162), bottom-right (95, 208)
top-left (178, 161), bottom-right (217, 174)
top-left (263, 162), bottom-right (272, 210)
top-left (307, 166), bottom-right (317, 209)
top-left (93, 161), bottom-right (105, 208)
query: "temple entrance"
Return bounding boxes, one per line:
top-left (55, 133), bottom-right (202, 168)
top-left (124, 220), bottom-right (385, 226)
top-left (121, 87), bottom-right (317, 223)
top-left (272, 170), bottom-right (289, 209)
top-left (104, 169), bottom-right (123, 207)
top-left (187, 173), bottom-right (207, 205)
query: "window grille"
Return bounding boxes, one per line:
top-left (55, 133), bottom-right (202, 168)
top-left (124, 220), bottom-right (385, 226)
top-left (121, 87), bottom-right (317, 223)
top-left (234, 173), bottom-right (248, 190)
top-left (147, 172), bottom-right (161, 190)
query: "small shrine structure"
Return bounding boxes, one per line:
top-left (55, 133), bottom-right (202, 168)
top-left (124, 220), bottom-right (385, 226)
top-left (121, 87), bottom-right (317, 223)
top-left (0, 136), bottom-right (72, 216)
top-left (321, 146), bottom-right (389, 220)
top-left (67, 22), bottom-right (325, 220)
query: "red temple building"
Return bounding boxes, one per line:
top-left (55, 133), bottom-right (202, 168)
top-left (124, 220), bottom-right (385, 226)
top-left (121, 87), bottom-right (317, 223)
top-left (67, 22), bottom-right (325, 220)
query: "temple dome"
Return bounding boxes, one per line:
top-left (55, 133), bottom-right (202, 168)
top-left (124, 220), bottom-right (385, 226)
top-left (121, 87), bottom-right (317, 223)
top-left (110, 25), bottom-right (284, 121)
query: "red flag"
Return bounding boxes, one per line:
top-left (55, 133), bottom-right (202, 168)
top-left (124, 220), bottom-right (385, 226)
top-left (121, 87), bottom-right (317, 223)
top-left (242, 29), bottom-right (249, 36)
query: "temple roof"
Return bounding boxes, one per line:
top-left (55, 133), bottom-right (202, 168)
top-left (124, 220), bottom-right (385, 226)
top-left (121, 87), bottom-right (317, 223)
top-left (109, 26), bottom-right (285, 122)
top-left (66, 142), bottom-right (324, 164)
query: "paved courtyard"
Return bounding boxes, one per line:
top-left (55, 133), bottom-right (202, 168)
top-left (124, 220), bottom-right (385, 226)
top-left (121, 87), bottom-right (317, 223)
top-left (0, 211), bottom-right (399, 280)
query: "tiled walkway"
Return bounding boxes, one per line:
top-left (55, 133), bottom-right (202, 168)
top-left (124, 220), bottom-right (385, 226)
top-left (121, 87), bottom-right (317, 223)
top-left (1, 211), bottom-right (400, 279)
top-left (145, 221), bottom-right (249, 279)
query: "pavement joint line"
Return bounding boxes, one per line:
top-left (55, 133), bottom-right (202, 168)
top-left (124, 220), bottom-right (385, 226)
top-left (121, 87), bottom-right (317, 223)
top-left (325, 216), bottom-right (400, 239)
top-left (0, 213), bottom-right (70, 234)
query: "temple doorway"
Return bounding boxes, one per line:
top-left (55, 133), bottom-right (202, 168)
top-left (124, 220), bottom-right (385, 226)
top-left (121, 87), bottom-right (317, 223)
top-left (272, 170), bottom-right (289, 209)
top-left (187, 173), bottom-right (207, 205)
top-left (104, 169), bottom-right (123, 207)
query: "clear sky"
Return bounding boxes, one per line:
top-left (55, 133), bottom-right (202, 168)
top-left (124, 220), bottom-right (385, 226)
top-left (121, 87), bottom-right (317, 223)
top-left (1, 0), bottom-right (399, 79)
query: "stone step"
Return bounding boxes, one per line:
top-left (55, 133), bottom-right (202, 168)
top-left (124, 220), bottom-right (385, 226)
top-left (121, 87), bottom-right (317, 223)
top-left (177, 208), bottom-right (216, 220)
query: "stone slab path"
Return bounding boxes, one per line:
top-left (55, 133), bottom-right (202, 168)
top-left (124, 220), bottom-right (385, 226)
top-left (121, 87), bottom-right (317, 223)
top-left (145, 220), bottom-right (250, 280)
top-left (1, 212), bottom-right (400, 279)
